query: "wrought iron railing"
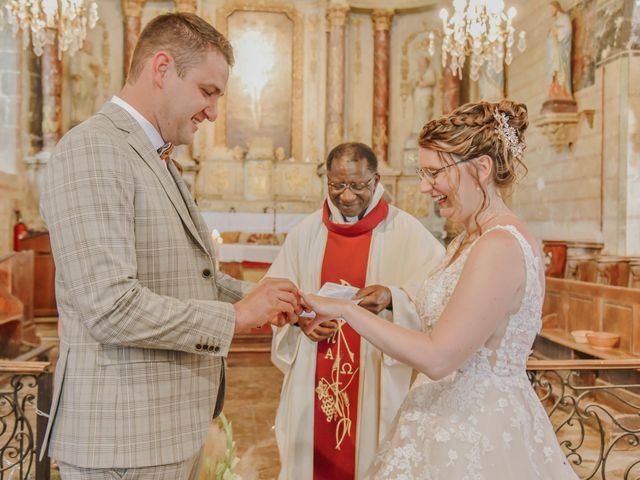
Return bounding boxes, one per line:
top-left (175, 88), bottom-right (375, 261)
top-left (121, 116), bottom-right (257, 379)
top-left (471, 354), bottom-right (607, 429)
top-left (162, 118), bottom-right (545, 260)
top-left (1, 357), bottom-right (639, 479)
top-left (527, 359), bottom-right (640, 480)
top-left (0, 361), bottom-right (52, 480)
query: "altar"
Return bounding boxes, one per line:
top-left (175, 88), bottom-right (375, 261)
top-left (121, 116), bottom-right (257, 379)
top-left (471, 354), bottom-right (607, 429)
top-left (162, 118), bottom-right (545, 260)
top-left (202, 211), bottom-right (308, 282)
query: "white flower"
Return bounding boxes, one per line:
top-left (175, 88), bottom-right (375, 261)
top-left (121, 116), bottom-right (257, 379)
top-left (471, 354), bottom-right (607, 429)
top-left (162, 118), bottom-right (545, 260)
top-left (434, 427), bottom-right (451, 443)
top-left (446, 449), bottom-right (458, 466)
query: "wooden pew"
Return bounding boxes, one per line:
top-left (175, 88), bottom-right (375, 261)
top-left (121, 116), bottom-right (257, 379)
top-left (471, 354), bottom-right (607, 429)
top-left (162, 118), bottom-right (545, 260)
top-left (537, 277), bottom-right (640, 360)
top-left (0, 251), bottom-right (40, 358)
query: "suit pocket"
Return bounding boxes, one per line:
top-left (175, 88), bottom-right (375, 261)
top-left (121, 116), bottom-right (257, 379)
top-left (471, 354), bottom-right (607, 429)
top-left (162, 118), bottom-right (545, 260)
top-left (96, 344), bottom-right (177, 365)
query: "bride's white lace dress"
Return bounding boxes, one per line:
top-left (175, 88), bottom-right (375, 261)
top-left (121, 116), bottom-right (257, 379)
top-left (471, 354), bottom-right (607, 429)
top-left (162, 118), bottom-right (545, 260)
top-left (368, 225), bottom-right (578, 479)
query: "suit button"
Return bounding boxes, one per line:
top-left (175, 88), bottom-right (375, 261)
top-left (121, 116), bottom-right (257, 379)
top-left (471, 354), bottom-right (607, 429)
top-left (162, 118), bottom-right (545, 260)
top-left (202, 268), bottom-right (212, 278)
top-left (208, 345), bottom-right (215, 352)
top-left (195, 343), bottom-right (202, 351)
top-left (202, 344), bottom-right (209, 351)
top-left (213, 345), bottom-right (220, 353)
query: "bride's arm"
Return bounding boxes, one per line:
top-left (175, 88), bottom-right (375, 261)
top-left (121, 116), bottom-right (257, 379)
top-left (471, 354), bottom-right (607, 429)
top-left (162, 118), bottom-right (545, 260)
top-left (305, 230), bottom-right (526, 380)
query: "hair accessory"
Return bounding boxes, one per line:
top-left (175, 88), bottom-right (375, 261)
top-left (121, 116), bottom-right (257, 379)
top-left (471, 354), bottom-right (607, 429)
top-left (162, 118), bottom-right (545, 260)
top-left (492, 109), bottom-right (525, 158)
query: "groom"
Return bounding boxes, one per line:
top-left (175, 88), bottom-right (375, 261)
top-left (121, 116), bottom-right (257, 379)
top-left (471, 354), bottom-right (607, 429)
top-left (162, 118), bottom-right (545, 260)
top-left (39, 13), bottom-right (299, 479)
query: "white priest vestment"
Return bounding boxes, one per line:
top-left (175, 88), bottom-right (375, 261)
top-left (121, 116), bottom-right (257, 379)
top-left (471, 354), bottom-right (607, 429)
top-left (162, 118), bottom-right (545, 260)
top-left (268, 185), bottom-right (445, 479)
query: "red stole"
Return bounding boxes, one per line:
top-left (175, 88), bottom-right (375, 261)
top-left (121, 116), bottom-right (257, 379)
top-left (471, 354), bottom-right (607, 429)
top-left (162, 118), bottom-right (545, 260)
top-left (313, 198), bottom-right (389, 480)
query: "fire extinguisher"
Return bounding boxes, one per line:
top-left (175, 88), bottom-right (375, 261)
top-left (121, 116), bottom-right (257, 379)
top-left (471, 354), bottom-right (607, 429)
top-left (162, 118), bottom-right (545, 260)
top-left (13, 210), bottom-right (27, 251)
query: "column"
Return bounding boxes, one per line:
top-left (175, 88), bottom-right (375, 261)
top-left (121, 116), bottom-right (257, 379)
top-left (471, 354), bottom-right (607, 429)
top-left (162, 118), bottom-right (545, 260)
top-left (441, 61), bottom-right (461, 242)
top-left (442, 62), bottom-right (461, 115)
top-left (174, 0), bottom-right (199, 177)
top-left (371, 9), bottom-right (393, 166)
top-left (325, 3), bottom-right (350, 154)
top-left (41, 34), bottom-right (62, 150)
top-left (122, 0), bottom-right (145, 80)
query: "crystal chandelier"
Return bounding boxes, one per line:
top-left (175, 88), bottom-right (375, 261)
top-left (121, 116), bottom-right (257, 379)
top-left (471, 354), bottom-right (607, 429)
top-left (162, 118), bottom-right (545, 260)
top-left (1, 0), bottom-right (99, 58)
top-left (436, 0), bottom-right (526, 80)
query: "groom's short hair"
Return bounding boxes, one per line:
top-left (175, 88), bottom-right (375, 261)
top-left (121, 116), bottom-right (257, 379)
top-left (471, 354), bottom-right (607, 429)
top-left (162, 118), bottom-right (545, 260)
top-left (127, 12), bottom-right (234, 82)
top-left (326, 142), bottom-right (378, 173)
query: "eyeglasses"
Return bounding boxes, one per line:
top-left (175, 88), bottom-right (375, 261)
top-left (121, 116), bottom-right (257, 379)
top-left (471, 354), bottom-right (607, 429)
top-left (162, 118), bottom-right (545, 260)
top-left (327, 175), bottom-right (377, 194)
top-left (415, 158), bottom-right (472, 184)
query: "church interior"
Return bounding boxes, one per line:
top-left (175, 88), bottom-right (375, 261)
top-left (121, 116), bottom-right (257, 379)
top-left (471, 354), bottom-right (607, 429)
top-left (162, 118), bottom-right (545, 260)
top-left (1, 0), bottom-right (639, 478)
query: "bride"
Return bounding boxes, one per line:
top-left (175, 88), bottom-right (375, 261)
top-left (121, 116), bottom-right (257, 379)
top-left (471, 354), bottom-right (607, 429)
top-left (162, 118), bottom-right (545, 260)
top-left (299, 100), bottom-right (578, 479)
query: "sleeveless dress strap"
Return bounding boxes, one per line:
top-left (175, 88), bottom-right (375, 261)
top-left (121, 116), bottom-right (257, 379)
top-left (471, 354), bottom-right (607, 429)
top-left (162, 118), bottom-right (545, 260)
top-left (482, 224), bottom-right (542, 297)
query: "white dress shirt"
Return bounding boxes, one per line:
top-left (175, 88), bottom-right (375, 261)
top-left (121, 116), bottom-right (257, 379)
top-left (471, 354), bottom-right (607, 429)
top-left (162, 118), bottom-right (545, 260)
top-left (111, 96), bottom-right (167, 167)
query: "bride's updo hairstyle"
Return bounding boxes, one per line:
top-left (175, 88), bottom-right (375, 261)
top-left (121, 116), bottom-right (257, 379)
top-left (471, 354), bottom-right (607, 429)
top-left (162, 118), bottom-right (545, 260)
top-left (418, 99), bottom-right (529, 230)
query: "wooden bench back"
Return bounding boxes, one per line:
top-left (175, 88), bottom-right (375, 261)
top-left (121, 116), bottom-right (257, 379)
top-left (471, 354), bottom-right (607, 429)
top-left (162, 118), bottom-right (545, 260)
top-left (544, 277), bottom-right (640, 354)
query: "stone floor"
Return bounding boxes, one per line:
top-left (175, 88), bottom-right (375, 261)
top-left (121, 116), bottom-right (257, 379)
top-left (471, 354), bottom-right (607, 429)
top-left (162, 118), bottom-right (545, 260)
top-left (200, 349), bottom-right (283, 480)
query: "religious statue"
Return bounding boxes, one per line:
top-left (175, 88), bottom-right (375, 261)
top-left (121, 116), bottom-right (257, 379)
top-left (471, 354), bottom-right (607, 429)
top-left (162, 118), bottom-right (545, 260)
top-left (70, 40), bottom-right (102, 127)
top-left (410, 55), bottom-right (436, 135)
top-left (232, 145), bottom-right (245, 161)
top-left (275, 146), bottom-right (286, 162)
top-left (546, 1), bottom-right (573, 100)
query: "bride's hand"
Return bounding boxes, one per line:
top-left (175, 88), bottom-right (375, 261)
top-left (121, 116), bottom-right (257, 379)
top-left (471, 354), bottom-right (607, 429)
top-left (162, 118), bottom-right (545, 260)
top-left (298, 291), bottom-right (352, 333)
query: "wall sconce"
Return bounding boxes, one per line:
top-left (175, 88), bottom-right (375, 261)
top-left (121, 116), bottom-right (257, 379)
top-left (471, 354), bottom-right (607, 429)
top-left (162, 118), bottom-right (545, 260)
top-left (534, 109), bottom-right (595, 152)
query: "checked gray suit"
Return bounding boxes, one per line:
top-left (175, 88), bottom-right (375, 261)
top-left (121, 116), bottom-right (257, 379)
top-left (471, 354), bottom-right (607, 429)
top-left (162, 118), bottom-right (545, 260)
top-left (39, 101), bottom-right (252, 468)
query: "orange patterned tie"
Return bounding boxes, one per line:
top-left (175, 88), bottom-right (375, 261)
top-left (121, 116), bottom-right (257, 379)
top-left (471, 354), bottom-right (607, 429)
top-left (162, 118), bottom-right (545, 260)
top-left (157, 142), bottom-right (174, 163)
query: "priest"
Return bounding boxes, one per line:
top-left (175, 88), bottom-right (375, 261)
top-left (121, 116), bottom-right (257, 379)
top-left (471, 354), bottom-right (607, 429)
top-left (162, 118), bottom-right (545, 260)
top-left (268, 142), bottom-right (444, 479)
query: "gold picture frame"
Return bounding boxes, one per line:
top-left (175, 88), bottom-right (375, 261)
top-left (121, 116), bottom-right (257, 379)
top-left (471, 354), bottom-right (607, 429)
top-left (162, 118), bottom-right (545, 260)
top-left (215, 1), bottom-right (304, 160)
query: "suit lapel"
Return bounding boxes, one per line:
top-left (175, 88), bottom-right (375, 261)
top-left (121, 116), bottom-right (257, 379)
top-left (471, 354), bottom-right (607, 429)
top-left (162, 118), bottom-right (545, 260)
top-left (98, 102), bottom-right (210, 257)
top-left (167, 160), bottom-right (216, 259)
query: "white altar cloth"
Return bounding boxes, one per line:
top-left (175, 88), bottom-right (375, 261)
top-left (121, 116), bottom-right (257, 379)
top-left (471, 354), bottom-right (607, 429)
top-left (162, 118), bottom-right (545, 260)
top-left (217, 244), bottom-right (281, 263)
top-left (201, 212), bottom-right (308, 234)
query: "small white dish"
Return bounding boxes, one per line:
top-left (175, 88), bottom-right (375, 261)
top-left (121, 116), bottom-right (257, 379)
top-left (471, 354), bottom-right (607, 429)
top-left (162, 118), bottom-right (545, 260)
top-left (571, 330), bottom-right (594, 344)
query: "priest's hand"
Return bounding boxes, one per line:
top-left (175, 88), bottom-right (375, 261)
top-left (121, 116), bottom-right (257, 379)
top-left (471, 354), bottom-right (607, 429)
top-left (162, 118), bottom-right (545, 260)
top-left (353, 285), bottom-right (392, 314)
top-left (298, 292), bottom-right (351, 334)
top-left (234, 278), bottom-right (300, 333)
top-left (299, 318), bottom-right (338, 342)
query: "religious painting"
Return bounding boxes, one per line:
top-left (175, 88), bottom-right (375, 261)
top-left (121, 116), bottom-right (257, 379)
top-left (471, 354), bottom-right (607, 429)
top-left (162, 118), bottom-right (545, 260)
top-left (593, 0), bottom-right (626, 63)
top-left (225, 10), bottom-right (293, 157)
top-left (67, 19), bottom-right (112, 128)
top-left (571, 0), bottom-right (627, 92)
top-left (400, 30), bottom-right (440, 136)
top-left (631, 4), bottom-right (640, 50)
top-left (570, 0), bottom-right (597, 92)
top-left (215, 5), bottom-right (303, 160)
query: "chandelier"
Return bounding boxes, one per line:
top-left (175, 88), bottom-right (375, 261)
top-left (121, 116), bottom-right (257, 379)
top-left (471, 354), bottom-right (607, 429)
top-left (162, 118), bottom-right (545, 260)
top-left (1, 0), bottom-right (99, 58)
top-left (435, 0), bottom-right (526, 80)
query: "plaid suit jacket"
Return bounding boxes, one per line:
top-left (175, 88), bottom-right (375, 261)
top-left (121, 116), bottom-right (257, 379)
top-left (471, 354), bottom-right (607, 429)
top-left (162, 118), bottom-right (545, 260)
top-left (39, 102), bottom-right (252, 468)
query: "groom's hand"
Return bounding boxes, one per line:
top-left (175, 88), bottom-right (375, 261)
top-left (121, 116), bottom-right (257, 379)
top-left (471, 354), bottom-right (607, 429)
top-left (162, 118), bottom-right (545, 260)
top-left (270, 309), bottom-right (301, 328)
top-left (234, 278), bottom-right (300, 333)
top-left (353, 284), bottom-right (391, 314)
